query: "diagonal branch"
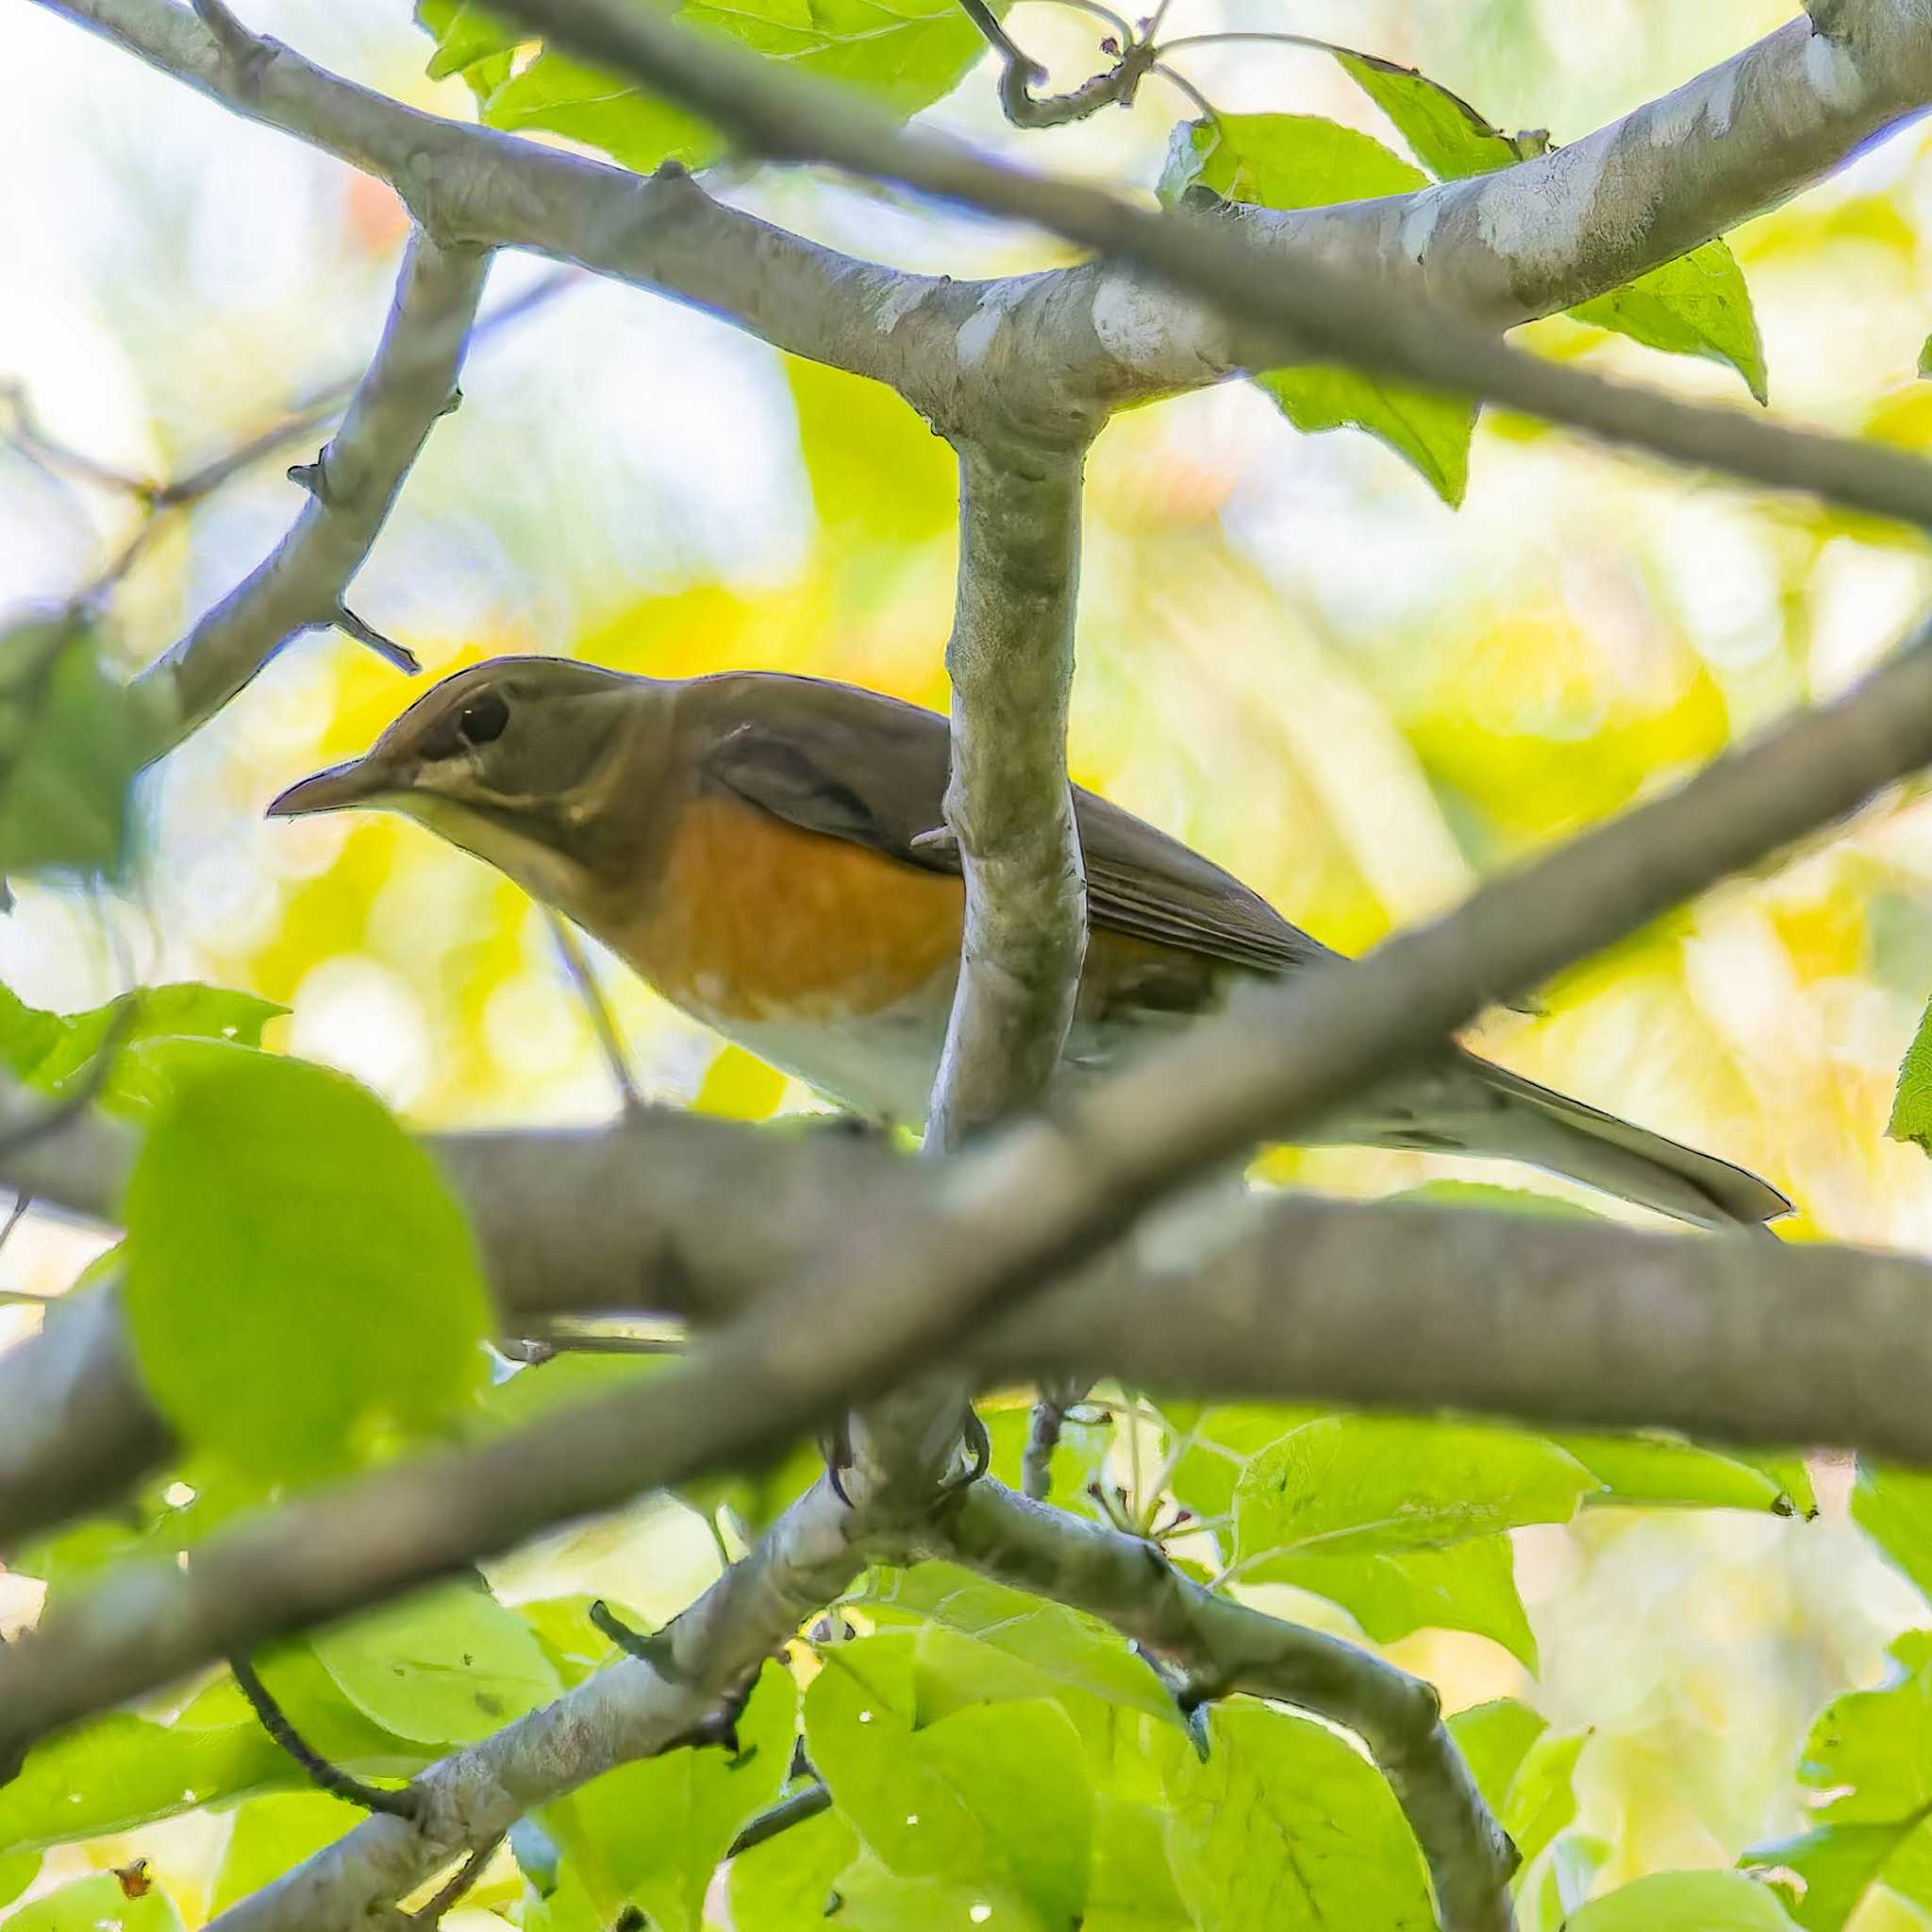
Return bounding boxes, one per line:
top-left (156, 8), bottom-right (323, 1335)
top-left (924, 1477), bottom-right (1516, 1932)
top-left (132, 229), bottom-right (490, 747)
top-left (500, 0), bottom-right (1932, 524)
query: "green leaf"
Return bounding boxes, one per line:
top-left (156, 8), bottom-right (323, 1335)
top-left (1234, 1414), bottom-right (1599, 1561)
top-left (1566, 1871), bottom-right (1800, 1931)
top-left (805, 1637), bottom-right (1093, 1930)
top-left (832, 1858), bottom-right (1048, 1932)
top-left (1921, 332), bottom-right (1932, 380)
top-left (1257, 1532), bottom-right (1539, 1669)
top-left (1168, 1404), bottom-right (1327, 1522)
top-left (1853, 1460), bottom-right (1932, 1601)
top-left (472, 0), bottom-right (998, 175)
top-left (1157, 114), bottom-right (1474, 504)
top-left (122, 1041), bottom-right (493, 1483)
top-left (728, 1800), bottom-right (858, 1932)
top-left (1892, 995), bottom-right (1932, 1154)
top-left (1740, 1632), bottom-right (1932, 1929)
top-left (1568, 240), bottom-right (1768, 403)
top-left (211, 1792), bottom-right (369, 1916)
top-left (416, 0), bottom-right (520, 85)
top-left (0, 1641), bottom-right (425, 1854)
top-left (549, 1660), bottom-right (794, 1932)
top-left (0, 980), bottom-right (284, 1117)
top-left (309, 1575), bottom-right (561, 1746)
top-left (0, 1852), bottom-right (39, 1910)
top-left (4, 1873), bottom-right (183, 1932)
top-left (0, 612), bottom-right (152, 878)
top-left (1333, 50), bottom-right (1524, 178)
top-left (1161, 1703), bottom-right (1435, 1928)
top-left (1554, 1433), bottom-right (1786, 1512)
top-left (1387, 1178), bottom-right (1602, 1220)
top-left (1504, 1724), bottom-right (1589, 1869)
top-left (861, 1563), bottom-right (1178, 1724)
top-left (1447, 1698), bottom-right (1548, 1817)
top-left (1086, 1796), bottom-right (1191, 1931)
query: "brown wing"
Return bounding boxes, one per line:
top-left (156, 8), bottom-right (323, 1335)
top-left (681, 671), bottom-right (1333, 979)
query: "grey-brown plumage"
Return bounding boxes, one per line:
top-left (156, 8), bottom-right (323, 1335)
top-left (269, 658), bottom-right (1791, 1231)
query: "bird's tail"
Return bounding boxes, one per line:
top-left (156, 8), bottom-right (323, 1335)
top-left (1349, 1054), bottom-right (1792, 1232)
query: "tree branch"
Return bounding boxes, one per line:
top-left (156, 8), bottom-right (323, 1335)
top-left (131, 229), bottom-right (490, 747)
top-left (926, 441), bottom-right (1089, 1145)
top-left (204, 1481), bottom-right (863, 1932)
top-left (924, 1477), bottom-right (1516, 1932)
top-left (502, 0), bottom-right (1932, 523)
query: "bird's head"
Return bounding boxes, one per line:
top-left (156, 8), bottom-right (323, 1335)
top-left (267, 655), bottom-right (661, 910)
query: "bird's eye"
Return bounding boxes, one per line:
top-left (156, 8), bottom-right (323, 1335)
top-left (458, 691), bottom-right (509, 746)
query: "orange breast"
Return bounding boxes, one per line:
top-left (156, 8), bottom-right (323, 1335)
top-left (611, 793), bottom-right (966, 1023)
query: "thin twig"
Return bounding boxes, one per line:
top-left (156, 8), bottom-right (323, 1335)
top-left (547, 911), bottom-right (642, 1113)
top-left (227, 1654), bottom-right (420, 1817)
top-left (958, 0), bottom-right (1156, 127)
top-left (726, 1779), bottom-right (833, 1857)
top-left (410, 1836), bottom-right (503, 1924)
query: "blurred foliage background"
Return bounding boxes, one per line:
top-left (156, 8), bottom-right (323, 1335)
top-left (11, 0), bottom-right (1932, 1923)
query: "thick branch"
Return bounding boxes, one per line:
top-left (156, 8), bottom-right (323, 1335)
top-left (926, 1479), bottom-right (1515, 1932)
top-left (132, 230), bottom-right (489, 745)
top-left (503, 0), bottom-right (1932, 523)
top-left (926, 441), bottom-right (1089, 1144)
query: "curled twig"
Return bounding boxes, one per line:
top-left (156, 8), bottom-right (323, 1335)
top-left (228, 1653), bottom-right (420, 1817)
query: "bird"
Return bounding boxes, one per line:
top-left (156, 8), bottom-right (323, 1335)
top-left (268, 655), bottom-right (1791, 1232)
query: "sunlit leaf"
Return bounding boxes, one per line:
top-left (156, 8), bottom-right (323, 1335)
top-left (1566, 1870), bottom-right (1800, 1930)
top-left (1889, 996), bottom-right (1932, 1154)
top-left (1157, 115), bottom-right (1474, 504)
top-left (310, 1575), bottom-right (561, 1746)
top-left (805, 1636), bottom-right (1093, 1929)
top-left (210, 1792), bottom-right (369, 1916)
top-left (546, 1660), bottom-right (793, 1932)
top-left (1161, 1703), bottom-right (1434, 1929)
top-left (0, 1642), bottom-right (424, 1854)
top-left (122, 1041), bottom-right (493, 1482)
top-left (1852, 1459), bottom-right (1932, 1601)
top-left (0, 980), bottom-right (284, 1118)
top-left (1569, 240), bottom-right (1768, 403)
top-left (464, 0), bottom-right (1000, 176)
top-left (1262, 1534), bottom-right (1540, 1669)
top-left (1505, 1724), bottom-right (1589, 1869)
top-left (1741, 1631), bottom-right (1932, 1929)
top-left (3, 1872), bottom-right (183, 1932)
top-left (1333, 49), bottom-right (1524, 178)
top-left (1554, 1433), bottom-right (1787, 1513)
top-left (1234, 1414), bottom-right (1600, 1560)
top-left (728, 1799), bottom-right (858, 1931)
top-left (1447, 1698), bottom-right (1547, 1816)
top-left (862, 1563), bottom-right (1179, 1724)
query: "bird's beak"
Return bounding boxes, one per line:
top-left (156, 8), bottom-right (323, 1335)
top-left (265, 756), bottom-right (395, 819)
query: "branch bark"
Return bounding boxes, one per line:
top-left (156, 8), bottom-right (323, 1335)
top-left (132, 229), bottom-right (490, 746)
top-left (205, 1481), bottom-right (863, 1932)
top-left (925, 1479), bottom-right (1517, 1932)
top-left (926, 440), bottom-right (1089, 1146)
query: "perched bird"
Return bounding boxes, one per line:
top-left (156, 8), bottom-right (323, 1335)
top-left (270, 656), bottom-right (1790, 1231)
